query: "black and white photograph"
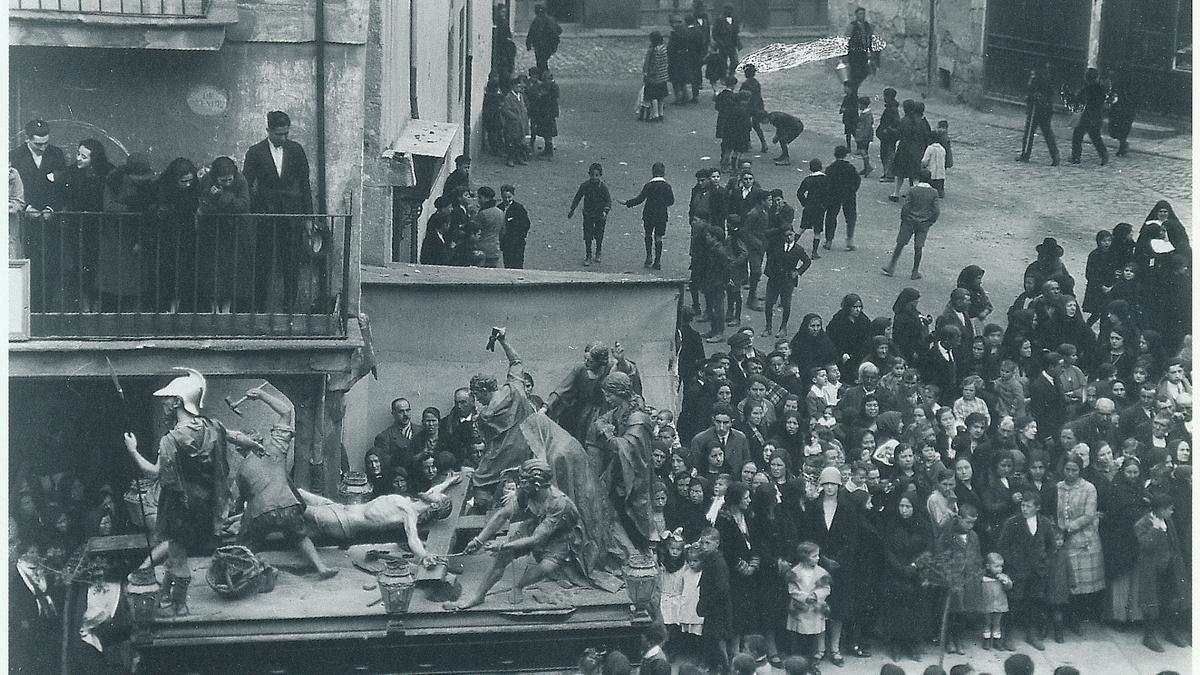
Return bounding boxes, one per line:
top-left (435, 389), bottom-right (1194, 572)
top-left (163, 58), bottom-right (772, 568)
top-left (5, 0), bottom-right (1194, 673)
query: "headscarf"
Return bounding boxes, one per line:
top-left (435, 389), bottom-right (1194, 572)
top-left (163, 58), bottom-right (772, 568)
top-left (956, 265), bottom-right (985, 291)
top-left (892, 287), bottom-right (920, 315)
top-left (876, 411), bottom-right (905, 442)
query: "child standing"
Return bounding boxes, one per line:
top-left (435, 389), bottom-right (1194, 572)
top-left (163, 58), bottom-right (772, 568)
top-left (953, 376), bottom-right (991, 429)
top-left (567, 162), bottom-right (612, 266)
top-left (1046, 526), bottom-right (1074, 643)
top-left (838, 81), bottom-right (859, 152)
top-left (786, 541), bottom-right (831, 662)
top-left (659, 533), bottom-right (689, 647)
top-left (795, 159), bottom-right (831, 260)
top-left (938, 119), bottom-right (954, 174)
top-left (678, 543), bottom-right (707, 652)
top-left (854, 96), bottom-right (875, 176)
top-left (922, 130), bottom-right (948, 199)
top-left (980, 552), bottom-right (1015, 650)
top-left (876, 87), bottom-right (901, 182)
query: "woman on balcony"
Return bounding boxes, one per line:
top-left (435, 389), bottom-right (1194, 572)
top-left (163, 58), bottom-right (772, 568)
top-left (62, 138), bottom-right (113, 313)
top-left (198, 156), bottom-right (254, 314)
top-left (152, 158), bottom-right (202, 313)
top-left (101, 153), bottom-right (156, 312)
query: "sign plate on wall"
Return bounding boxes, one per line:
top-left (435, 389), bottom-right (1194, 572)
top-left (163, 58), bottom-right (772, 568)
top-left (186, 85), bottom-right (230, 117)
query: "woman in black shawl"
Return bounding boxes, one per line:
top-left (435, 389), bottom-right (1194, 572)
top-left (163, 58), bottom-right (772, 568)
top-left (827, 294), bottom-right (873, 384)
top-left (151, 157), bottom-right (202, 312)
top-left (879, 492), bottom-right (931, 661)
top-left (956, 265), bottom-right (994, 323)
top-left (1083, 229), bottom-right (1117, 326)
top-left (717, 481), bottom-right (784, 656)
top-left (891, 287), bottom-right (928, 364)
top-left (1102, 458), bottom-right (1147, 624)
top-left (790, 313), bottom-right (837, 385)
top-left (889, 99), bottom-right (925, 201)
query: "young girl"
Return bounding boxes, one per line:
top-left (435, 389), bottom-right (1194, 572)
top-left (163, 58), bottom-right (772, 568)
top-left (980, 552), bottom-right (1014, 650)
top-left (786, 541), bottom-right (831, 661)
top-left (651, 482), bottom-right (669, 543)
top-left (953, 375), bottom-right (991, 429)
top-left (659, 531), bottom-right (689, 649)
top-left (678, 543), bottom-right (707, 648)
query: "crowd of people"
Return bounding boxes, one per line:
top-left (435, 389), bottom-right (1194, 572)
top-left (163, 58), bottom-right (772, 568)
top-left (8, 112), bottom-right (324, 315)
top-left (648, 194), bottom-right (1191, 671)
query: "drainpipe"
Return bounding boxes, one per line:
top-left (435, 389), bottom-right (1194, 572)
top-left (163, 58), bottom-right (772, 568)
top-left (1086, 0), bottom-right (1104, 68)
top-left (926, 0), bottom-right (937, 92)
top-left (409, 0), bottom-right (420, 119)
top-left (463, 0), bottom-right (474, 156)
top-left (316, 0), bottom-right (327, 212)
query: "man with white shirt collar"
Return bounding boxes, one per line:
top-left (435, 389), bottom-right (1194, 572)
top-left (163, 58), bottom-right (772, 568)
top-left (242, 110), bottom-right (313, 311)
top-left (997, 491), bottom-right (1054, 651)
top-left (688, 402), bottom-right (749, 472)
top-left (374, 397), bottom-right (417, 473)
top-left (921, 325), bottom-right (961, 407)
top-left (936, 288), bottom-right (976, 359)
top-left (1029, 351), bottom-right (1068, 443)
top-left (638, 622), bottom-right (671, 675)
top-left (619, 162), bottom-right (675, 269)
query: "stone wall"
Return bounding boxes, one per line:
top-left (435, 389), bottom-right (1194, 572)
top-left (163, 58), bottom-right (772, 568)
top-left (845, 0), bottom-right (987, 103)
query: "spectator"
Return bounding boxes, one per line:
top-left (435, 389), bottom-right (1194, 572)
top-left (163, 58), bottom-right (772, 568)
top-left (882, 168), bottom-right (939, 280)
top-left (197, 156), bottom-right (254, 313)
top-left (499, 184), bottom-right (531, 269)
top-left (824, 145), bottom-right (862, 252)
top-left (642, 32), bottom-right (670, 123)
top-left (526, 4), bottom-right (562, 73)
top-left (621, 162), bottom-right (675, 270)
top-left (242, 111), bottom-right (313, 312)
top-left (567, 162), bottom-right (612, 266)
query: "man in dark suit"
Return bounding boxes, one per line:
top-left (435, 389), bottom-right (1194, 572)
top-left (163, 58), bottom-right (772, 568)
top-left (711, 4), bottom-right (741, 78)
top-left (688, 403), bottom-right (750, 473)
top-left (936, 287), bottom-right (977, 360)
top-left (439, 387), bottom-right (479, 461)
top-left (10, 119), bottom-right (69, 311)
top-left (242, 110), bottom-right (314, 311)
top-left (499, 184), bottom-right (531, 269)
top-left (9, 119), bottom-right (66, 214)
top-left (836, 361), bottom-right (899, 425)
top-left (619, 162), bottom-right (675, 270)
top-left (921, 324), bottom-right (962, 407)
top-left (374, 397), bottom-right (418, 473)
top-left (1071, 397), bottom-right (1118, 454)
top-left (420, 196), bottom-right (453, 265)
top-left (762, 227), bottom-right (811, 338)
top-left (1029, 352), bottom-right (1068, 444)
top-left (1120, 381), bottom-right (1159, 441)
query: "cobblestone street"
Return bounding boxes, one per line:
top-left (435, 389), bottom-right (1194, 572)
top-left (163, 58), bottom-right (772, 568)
top-left (479, 35), bottom-right (1191, 330)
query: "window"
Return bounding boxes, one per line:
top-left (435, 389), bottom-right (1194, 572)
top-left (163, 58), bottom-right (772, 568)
top-left (1173, 0), bottom-right (1191, 71)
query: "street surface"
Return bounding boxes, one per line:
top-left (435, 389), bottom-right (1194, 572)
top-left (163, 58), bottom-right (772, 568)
top-left (476, 37), bottom-right (1193, 674)
top-left (477, 36), bottom-right (1191, 333)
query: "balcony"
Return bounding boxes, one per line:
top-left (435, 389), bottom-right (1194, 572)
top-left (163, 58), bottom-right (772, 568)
top-left (8, 0), bottom-right (237, 50)
top-left (11, 211), bottom-right (352, 339)
top-left (9, 0), bottom-right (209, 17)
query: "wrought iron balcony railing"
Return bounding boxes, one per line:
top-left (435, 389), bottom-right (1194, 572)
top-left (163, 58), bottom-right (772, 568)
top-left (9, 0), bottom-right (209, 17)
top-left (11, 210), bottom-right (352, 339)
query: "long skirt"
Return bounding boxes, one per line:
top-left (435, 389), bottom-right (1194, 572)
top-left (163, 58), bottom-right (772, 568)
top-left (1107, 571), bottom-right (1143, 622)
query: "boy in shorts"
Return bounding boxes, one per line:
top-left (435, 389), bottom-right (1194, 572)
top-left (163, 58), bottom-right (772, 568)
top-left (854, 96), bottom-right (874, 176)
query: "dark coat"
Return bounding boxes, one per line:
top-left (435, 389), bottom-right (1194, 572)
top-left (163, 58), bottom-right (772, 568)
top-left (1099, 474), bottom-right (1145, 578)
top-left (711, 15), bottom-right (741, 51)
top-left (625, 178), bottom-right (675, 225)
top-left (419, 229), bottom-right (452, 265)
top-left (242, 139), bottom-right (313, 213)
top-left (10, 143), bottom-right (67, 211)
top-left (500, 200), bottom-right (531, 251)
top-left (827, 308), bottom-right (873, 377)
top-left (806, 494), bottom-right (867, 620)
top-left (825, 158), bottom-right (861, 202)
top-left (62, 164), bottom-right (111, 212)
top-left (764, 237), bottom-right (811, 283)
top-left (526, 14), bottom-right (561, 53)
top-left (1029, 372), bottom-right (1067, 441)
top-left (920, 343), bottom-right (958, 406)
top-left (1134, 512), bottom-right (1191, 617)
top-left (697, 550), bottom-right (733, 639)
top-left (997, 513), bottom-right (1055, 600)
top-left (716, 510), bottom-right (777, 633)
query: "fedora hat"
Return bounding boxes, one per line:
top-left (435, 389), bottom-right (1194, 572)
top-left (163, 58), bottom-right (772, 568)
top-left (1036, 237), bottom-right (1063, 256)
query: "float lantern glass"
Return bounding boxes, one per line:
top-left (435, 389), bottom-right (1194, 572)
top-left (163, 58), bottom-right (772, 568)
top-left (126, 568), bottom-right (160, 625)
top-left (377, 561), bottom-right (416, 614)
